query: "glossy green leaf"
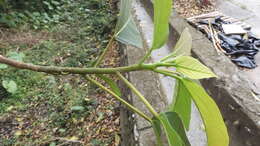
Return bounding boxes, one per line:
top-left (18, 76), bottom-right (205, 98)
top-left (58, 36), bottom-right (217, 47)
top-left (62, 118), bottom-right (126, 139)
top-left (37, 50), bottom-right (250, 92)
top-left (152, 117), bottom-right (163, 146)
top-left (115, 0), bottom-right (132, 32)
top-left (159, 113), bottom-right (183, 146)
top-left (116, 17), bottom-right (143, 48)
top-left (97, 75), bottom-right (121, 97)
top-left (173, 28), bottom-right (192, 56)
top-left (170, 80), bottom-right (191, 130)
top-left (115, 0), bottom-right (143, 48)
top-left (161, 28), bottom-right (192, 62)
top-left (181, 79), bottom-right (229, 146)
top-left (2, 80), bottom-right (17, 94)
top-left (151, 0), bottom-right (172, 50)
top-left (173, 56), bottom-right (217, 79)
top-left (159, 112), bottom-right (190, 146)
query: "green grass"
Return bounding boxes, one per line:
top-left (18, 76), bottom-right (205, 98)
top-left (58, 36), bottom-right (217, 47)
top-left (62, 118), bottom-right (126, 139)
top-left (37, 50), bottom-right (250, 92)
top-left (0, 0), bottom-right (118, 145)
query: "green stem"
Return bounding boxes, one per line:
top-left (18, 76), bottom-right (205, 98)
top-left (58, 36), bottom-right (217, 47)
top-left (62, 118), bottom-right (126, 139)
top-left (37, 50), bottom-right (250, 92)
top-left (160, 55), bottom-right (172, 62)
top-left (94, 36), bottom-right (115, 67)
top-left (0, 55), bottom-right (156, 74)
top-left (0, 55), bottom-right (176, 75)
top-left (86, 75), bottom-right (152, 122)
top-left (159, 54), bottom-right (180, 63)
top-left (154, 69), bottom-right (181, 80)
top-left (138, 49), bottom-right (153, 65)
top-left (116, 72), bottom-right (159, 117)
top-left (94, 17), bottom-right (132, 67)
top-left (156, 69), bottom-right (177, 75)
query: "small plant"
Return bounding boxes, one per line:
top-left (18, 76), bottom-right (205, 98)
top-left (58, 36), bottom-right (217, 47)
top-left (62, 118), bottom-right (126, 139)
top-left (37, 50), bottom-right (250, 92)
top-left (0, 52), bottom-right (24, 95)
top-left (0, 0), bottom-right (112, 29)
top-left (0, 0), bottom-right (229, 145)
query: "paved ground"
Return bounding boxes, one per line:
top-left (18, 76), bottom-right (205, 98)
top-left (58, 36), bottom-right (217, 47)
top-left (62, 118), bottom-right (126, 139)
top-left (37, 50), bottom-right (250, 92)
top-left (217, 0), bottom-right (260, 94)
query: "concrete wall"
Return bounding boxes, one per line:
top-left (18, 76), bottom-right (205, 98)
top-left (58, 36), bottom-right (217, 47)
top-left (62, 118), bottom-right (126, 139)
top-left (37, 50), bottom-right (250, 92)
top-left (120, 0), bottom-right (260, 145)
top-left (169, 8), bottom-right (260, 146)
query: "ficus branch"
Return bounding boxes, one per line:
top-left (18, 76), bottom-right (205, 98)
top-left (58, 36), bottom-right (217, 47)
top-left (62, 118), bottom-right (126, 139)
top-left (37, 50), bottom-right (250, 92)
top-left (0, 55), bottom-right (141, 74)
top-left (138, 49), bottom-right (153, 65)
top-left (154, 69), bottom-right (181, 80)
top-left (85, 75), bottom-right (152, 122)
top-left (0, 55), bottom-right (175, 75)
top-left (94, 36), bottom-right (115, 67)
top-left (116, 72), bottom-right (159, 117)
top-left (94, 17), bottom-right (132, 67)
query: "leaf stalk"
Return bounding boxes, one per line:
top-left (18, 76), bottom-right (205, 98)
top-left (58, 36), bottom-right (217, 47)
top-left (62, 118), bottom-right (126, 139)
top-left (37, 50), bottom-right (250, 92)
top-left (86, 75), bottom-right (152, 122)
top-left (116, 72), bottom-right (159, 117)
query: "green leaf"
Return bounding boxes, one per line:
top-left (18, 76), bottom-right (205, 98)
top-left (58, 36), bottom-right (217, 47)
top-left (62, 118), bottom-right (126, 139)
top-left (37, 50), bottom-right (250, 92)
top-left (169, 80), bottom-right (191, 130)
top-left (49, 142), bottom-right (56, 146)
top-left (115, 0), bottom-right (143, 48)
top-left (159, 112), bottom-right (190, 146)
top-left (152, 117), bottom-right (163, 146)
top-left (173, 56), bottom-right (217, 79)
top-left (115, 0), bottom-right (132, 32)
top-left (161, 28), bottom-right (192, 61)
top-left (151, 0), bottom-right (172, 50)
top-left (0, 64), bottom-right (8, 69)
top-left (7, 52), bottom-right (25, 62)
top-left (181, 79), bottom-right (229, 146)
top-left (97, 75), bottom-right (121, 97)
top-left (2, 80), bottom-right (17, 94)
top-left (115, 17), bottom-right (143, 48)
top-left (159, 113), bottom-right (183, 146)
top-left (173, 28), bottom-right (192, 56)
top-left (71, 106), bottom-right (84, 111)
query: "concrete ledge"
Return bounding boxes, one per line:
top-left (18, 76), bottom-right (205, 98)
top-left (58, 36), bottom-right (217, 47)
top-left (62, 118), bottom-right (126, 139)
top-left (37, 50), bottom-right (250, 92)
top-left (127, 45), bottom-right (167, 145)
top-left (118, 0), bottom-right (260, 146)
top-left (126, 0), bottom-right (207, 145)
top-left (169, 9), bottom-right (260, 146)
top-left (129, 0), bottom-right (260, 146)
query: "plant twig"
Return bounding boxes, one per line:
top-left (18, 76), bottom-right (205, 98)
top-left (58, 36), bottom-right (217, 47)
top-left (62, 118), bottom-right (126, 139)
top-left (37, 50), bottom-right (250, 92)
top-left (39, 137), bottom-right (84, 145)
top-left (0, 55), bottom-right (174, 75)
top-left (154, 69), bottom-right (180, 80)
top-left (85, 75), bottom-right (152, 122)
top-left (94, 36), bottom-right (115, 67)
top-left (138, 49), bottom-right (153, 64)
top-left (55, 137), bottom-right (84, 144)
top-left (94, 17), bottom-right (132, 67)
top-left (116, 72), bottom-right (159, 117)
top-left (0, 55), bottom-right (149, 74)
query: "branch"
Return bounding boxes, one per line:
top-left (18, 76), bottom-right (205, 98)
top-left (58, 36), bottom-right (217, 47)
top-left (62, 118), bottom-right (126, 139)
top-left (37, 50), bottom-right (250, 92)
top-left (0, 55), bottom-right (145, 74)
top-left (86, 75), bottom-right (152, 122)
top-left (116, 72), bottom-right (159, 117)
top-left (138, 49), bottom-right (153, 64)
top-left (94, 36), bottom-right (115, 67)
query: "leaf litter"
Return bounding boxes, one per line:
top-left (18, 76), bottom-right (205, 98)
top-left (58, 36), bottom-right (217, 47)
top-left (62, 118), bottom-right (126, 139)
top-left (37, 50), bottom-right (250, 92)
top-left (0, 0), bottom-right (121, 145)
top-left (174, 0), bottom-right (216, 18)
